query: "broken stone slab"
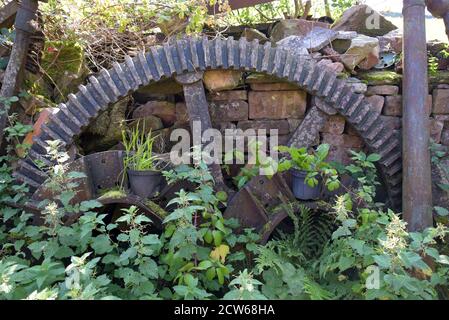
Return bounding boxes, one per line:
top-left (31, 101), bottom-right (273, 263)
top-left (332, 4), bottom-right (398, 37)
top-left (276, 36), bottom-right (309, 57)
top-left (300, 27), bottom-right (339, 52)
top-left (241, 28), bottom-right (269, 44)
top-left (340, 34), bottom-right (380, 71)
top-left (270, 19), bottom-right (330, 43)
top-left (378, 29), bottom-right (403, 54)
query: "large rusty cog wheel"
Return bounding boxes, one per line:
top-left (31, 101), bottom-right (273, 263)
top-left (14, 36), bottom-right (403, 233)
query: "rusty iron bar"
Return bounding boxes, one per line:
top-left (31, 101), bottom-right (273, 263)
top-left (0, 0), bottom-right (38, 148)
top-left (175, 71), bottom-right (230, 194)
top-left (426, 0), bottom-right (449, 40)
top-left (402, 0), bottom-right (433, 231)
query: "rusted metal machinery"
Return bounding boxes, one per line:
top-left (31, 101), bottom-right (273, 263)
top-left (12, 36), bottom-right (405, 240)
top-left (0, 0), bottom-right (39, 147)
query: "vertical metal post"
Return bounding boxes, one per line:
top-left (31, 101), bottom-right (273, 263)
top-left (402, 0), bottom-right (433, 231)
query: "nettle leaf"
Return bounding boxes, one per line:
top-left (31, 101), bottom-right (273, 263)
top-left (142, 234), bottom-right (160, 245)
top-left (374, 254), bottom-right (391, 269)
top-left (80, 200), bottom-right (103, 212)
top-left (91, 235), bottom-right (114, 255)
top-left (135, 215), bottom-right (152, 224)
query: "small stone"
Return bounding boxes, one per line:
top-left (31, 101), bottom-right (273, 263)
top-left (241, 28), bottom-right (269, 44)
top-left (270, 19), bottom-right (330, 42)
top-left (433, 89), bottom-right (449, 114)
top-left (431, 119), bottom-right (444, 143)
top-left (358, 49), bottom-right (380, 70)
top-left (204, 70), bottom-right (242, 92)
top-left (276, 36), bottom-right (309, 57)
top-left (321, 115), bottom-right (345, 135)
top-left (340, 34), bottom-right (380, 71)
top-left (132, 101), bottom-right (176, 127)
top-left (237, 120), bottom-right (290, 135)
top-left (332, 5), bottom-right (398, 37)
top-left (248, 90), bottom-right (307, 119)
top-left (208, 90), bottom-right (248, 101)
top-left (250, 82), bottom-right (298, 91)
top-left (365, 95), bottom-right (385, 115)
top-left (366, 85), bottom-right (399, 96)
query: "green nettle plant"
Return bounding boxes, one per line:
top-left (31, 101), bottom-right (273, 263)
top-left (255, 150), bottom-right (449, 300)
top-left (277, 144), bottom-right (340, 191)
top-left (160, 148), bottom-right (260, 299)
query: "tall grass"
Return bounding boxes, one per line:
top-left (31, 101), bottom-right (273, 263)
top-left (122, 121), bottom-right (159, 171)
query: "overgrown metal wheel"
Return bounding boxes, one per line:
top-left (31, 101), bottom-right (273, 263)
top-left (14, 36), bottom-right (403, 216)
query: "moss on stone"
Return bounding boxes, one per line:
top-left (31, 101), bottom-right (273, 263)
top-left (98, 189), bottom-right (127, 200)
top-left (144, 200), bottom-right (168, 218)
top-left (41, 40), bottom-right (88, 102)
top-left (358, 71), bottom-right (402, 85)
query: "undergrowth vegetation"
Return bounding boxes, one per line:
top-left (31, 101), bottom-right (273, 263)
top-left (1, 122), bottom-right (449, 299)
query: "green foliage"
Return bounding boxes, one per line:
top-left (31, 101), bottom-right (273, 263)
top-left (429, 56), bottom-right (439, 77)
top-left (122, 122), bottom-right (159, 171)
top-left (278, 144), bottom-right (340, 191)
top-left (329, 0), bottom-right (358, 18)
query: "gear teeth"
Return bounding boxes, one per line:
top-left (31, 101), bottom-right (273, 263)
top-left (79, 85), bottom-right (103, 113)
top-left (125, 55), bottom-right (141, 87)
top-left (137, 51), bottom-right (152, 82)
top-left (113, 62), bottom-right (131, 93)
top-left (89, 76), bottom-right (111, 104)
top-left (273, 49), bottom-right (287, 78)
top-left (188, 37), bottom-right (200, 70)
top-left (176, 39), bottom-right (188, 72)
top-left (100, 68), bottom-right (121, 97)
top-left (261, 42), bottom-right (273, 72)
top-left (150, 46), bottom-right (165, 79)
top-left (68, 93), bottom-right (92, 119)
top-left (13, 171), bottom-right (41, 189)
